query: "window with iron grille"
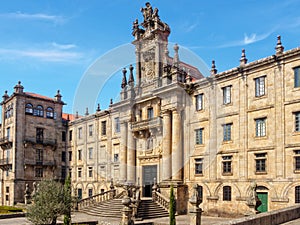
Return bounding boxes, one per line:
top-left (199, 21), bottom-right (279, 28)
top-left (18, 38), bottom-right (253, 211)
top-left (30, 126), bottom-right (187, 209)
top-left (223, 123), bottom-right (232, 141)
top-left (255, 76), bottom-right (266, 97)
top-left (222, 155), bottom-right (232, 174)
top-left (255, 153), bottom-right (267, 173)
top-left (294, 67), bottom-right (300, 88)
top-left (195, 94), bottom-right (203, 111)
top-left (88, 167), bottom-right (93, 177)
top-left (36, 128), bottom-right (44, 143)
top-left (222, 86), bottom-right (231, 104)
top-left (101, 121), bottom-right (107, 136)
top-left (255, 118), bottom-right (266, 137)
top-left (115, 117), bottom-right (120, 133)
top-left (296, 186), bottom-right (300, 203)
top-left (294, 150), bottom-right (300, 172)
top-left (195, 158), bottom-right (203, 175)
top-left (295, 112), bottom-right (300, 132)
top-left (195, 128), bottom-right (203, 145)
top-left (78, 168), bottom-right (82, 178)
top-left (223, 186), bottom-right (231, 201)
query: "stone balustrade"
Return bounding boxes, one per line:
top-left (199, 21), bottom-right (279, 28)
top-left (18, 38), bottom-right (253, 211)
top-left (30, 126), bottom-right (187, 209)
top-left (153, 191), bottom-right (170, 212)
top-left (77, 189), bottom-right (116, 210)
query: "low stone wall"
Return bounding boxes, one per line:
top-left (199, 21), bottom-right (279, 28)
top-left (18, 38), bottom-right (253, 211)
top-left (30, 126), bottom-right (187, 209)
top-left (0, 212), bottom-right (25, 219)
top-left (218, 205), bottom-right (300, 225)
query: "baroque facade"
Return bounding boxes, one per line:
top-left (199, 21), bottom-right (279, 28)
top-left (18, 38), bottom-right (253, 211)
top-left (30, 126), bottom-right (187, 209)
top-left (1, 2), bottom-right (300, 216)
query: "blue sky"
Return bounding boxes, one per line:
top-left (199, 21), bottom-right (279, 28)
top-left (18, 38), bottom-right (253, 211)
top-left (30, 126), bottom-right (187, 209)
top-left (0, 0), bottom-right (300, 115)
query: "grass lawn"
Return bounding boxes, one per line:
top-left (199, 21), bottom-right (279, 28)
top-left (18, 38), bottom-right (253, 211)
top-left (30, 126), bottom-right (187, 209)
top-left (0, 205), bottom-right (23, 214)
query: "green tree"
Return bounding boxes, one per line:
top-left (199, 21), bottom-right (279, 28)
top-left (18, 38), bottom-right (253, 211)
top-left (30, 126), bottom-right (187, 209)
top-left (169, 185), bottom-right (176, 225)
top-left (63, 176), bottom-right (72, 225)
top-left (27, 179), bottom-right (70, 225)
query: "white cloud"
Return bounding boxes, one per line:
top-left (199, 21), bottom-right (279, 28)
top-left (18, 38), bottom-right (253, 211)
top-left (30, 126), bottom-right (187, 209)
top-left (52, 42), bottom-right (77, 50)
top-left (0, 48), bottom-right (83, 62)
top-left (0, 12), bottom-right (65, 23)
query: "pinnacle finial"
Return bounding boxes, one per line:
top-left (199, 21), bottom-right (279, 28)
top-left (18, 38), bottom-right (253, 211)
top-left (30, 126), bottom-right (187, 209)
top-left (210, 60), bottom-right (217, 76)
top-left (75, 111), bottom-right (79, 119)
top-left (85, 107), bottom-right (89, 116)
top-left (240, 49), bottom-right (248, 66)
top-left (121, 68), bottom-right (127, 89)
top-left (128, 65), bottom-right (135, 86)
top-left (275, 35), bottom-right (284, 56)
top-left (173, 44), bottom-right (180, 67)
top-left (96, 103), bottom-right (101, 112)
top-left (110, 98), bottom-right (113, 105)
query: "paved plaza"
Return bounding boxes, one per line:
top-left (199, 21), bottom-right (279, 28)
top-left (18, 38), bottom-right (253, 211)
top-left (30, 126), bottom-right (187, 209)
top-left (1, 212), bottom-right (300, 225)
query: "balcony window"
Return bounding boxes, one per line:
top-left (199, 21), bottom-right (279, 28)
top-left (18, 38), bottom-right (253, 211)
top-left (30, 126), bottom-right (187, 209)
top-left (147, 107), bottom-right (154, 119)
top-left (25, 103), bottom-right (33, 115)
top-left (195, 94), bottom-right (203, 111)
top-left (255, 76), bottom-right (266, 97)
top-left (101, 121), bottom-right (107, 136)
top-left (46, 107), bottom-right (54, 118)
top-left (36, 128), bottom-right (44, 143)
top-left (34, 105), bottom-right (44, 117)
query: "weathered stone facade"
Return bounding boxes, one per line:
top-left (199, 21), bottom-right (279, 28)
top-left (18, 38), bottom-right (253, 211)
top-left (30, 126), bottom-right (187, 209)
top-left (1, 2), bottom-right (300, 217)
top-left (0, 83), bottom-right (66, 205)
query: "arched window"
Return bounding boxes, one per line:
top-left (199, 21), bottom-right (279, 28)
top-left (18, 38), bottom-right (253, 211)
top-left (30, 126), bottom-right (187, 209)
top-left (295, 186), bottom-right (300, 203)
top-left (25, 103), bottom-right (33, 115)
top-left (223, 186), bottom-right (231, 201)
top-left (46, 107), bottom-right (54, 118)
top-left (34, 105), bottom-right (44, 117)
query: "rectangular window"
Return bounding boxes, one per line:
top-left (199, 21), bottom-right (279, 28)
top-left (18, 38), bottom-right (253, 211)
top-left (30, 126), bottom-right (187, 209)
top-left (62, 151), bottom-right (66, 162)
top-left (61, 166), bottom-right (66, 179)
top-left (77, 188), bottom-right (82, 200)
top-left (195, 128), bottom-right (204, 145)
top-left (36, 149), bottom-right (43, 165)
top-left (255, 118), bottom-right (266, 137)
top-left (36, 128), bottom-right (44, 144)
top-left (88, 188), bottom-right (93, 197)
top-left (78, 168), bottom-right (82, 178)
top-left (78, 150), bottom-right (82, 161)
top-left (294, 150), bottom-right (300, 171)
top-left (147, 107), bottom-right (154, 119)
top-left (223, 186), bottom-right (231, 201)
top-left (69, 130), bottom-right (73, 141)
top-left (6, 127), bottom-right (10, 140)
top-left (88, 167), bottom-right (93, 177)
top-left (78, 127), bottom-right (82, 139)
top-left (35, 167), bottom-right (43, 178)
top-left (89, 125), bottom-right (93, 136)
top-left (255, 76), bottom-right (265, 97)
top-left (115, 117), bottom-right (120, 133)
top-left (295, 112), bottom-right (300, 132)
top-left (196, 94), bottom-right (203, 111)
top-left (223, 123), bottom-right (232, 142)
top-left (295, 186), bottom-right (300, 203)
top-left (222, 86), bottom-right (231, 104)
top-left (195, 158), bottom-right (203, 175)
top-left (68, 152), bottom-right (72, 161)
top-left (88, 148), bottom-right (93, 159)
top-left (222, 155), bottom-right (232, 174)
top-left (114, 153), bottom-right (119, 162)
top-left (255, 153), bottom-right (267, 173)
top-left (101, 121), bottom-right (107, 136)
top-left (62, 131), bottom-right (66, 142)
top-left (294, 67), bottom-right (300, 88)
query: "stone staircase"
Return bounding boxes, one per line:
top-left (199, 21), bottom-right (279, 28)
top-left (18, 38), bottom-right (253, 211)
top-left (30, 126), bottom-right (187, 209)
top-left (80, 198), bottom-right (123, 218)
top-left (79, 198), bottom-right (169, 220)
top-left (137, 199), bottom-right (169, 220)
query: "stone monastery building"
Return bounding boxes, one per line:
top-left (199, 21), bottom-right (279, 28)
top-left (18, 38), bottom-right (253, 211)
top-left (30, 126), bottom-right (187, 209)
top-left (0, 2), bottom-right (300, 216)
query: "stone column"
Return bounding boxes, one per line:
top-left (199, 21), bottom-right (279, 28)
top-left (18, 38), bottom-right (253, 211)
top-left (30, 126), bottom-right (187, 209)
top-left (162, 110), bottom-right (172, 181)
top-left (172, 110), bottom-right (183, 181)
top-left (127, 122), bottom-right (136, 183)
top-left (120, 121), bottom-right (128, 183)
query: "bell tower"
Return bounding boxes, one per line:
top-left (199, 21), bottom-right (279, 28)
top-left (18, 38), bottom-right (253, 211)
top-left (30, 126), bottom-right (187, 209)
top-left (132, 2), bottom-right (170, 91)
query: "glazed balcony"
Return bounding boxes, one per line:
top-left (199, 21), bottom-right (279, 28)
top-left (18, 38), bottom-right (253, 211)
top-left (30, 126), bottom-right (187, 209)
top-left (0, 158), bottom-right (12, 171)
top-left (23, 137), bottom-right (57, 150)
top-left (132, 117), bottom-right (162, 132)
top-left (0, 136), bottom-right (12, 150)
top-left (24, 159), bottom-right (57, 167)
